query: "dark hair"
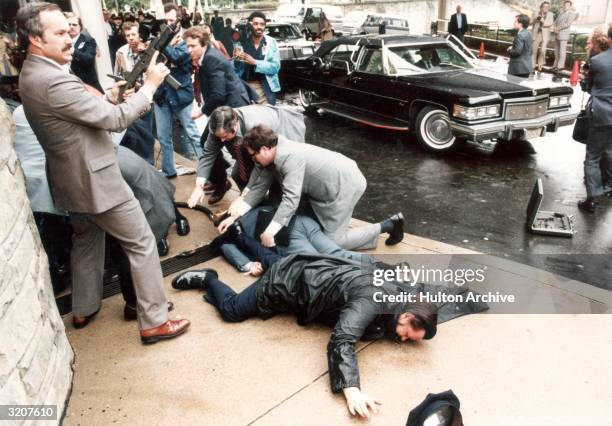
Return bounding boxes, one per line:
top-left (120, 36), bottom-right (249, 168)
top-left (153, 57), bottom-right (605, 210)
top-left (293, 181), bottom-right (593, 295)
top-left (405, 302), bottom-right (438, 339)
top-left (163, 3), bottom-right (179, 14)
top-left (244, 125), bottom-right (278, 152)
top-left (248, 11), bottom-right (267, 23)
top-left (564, 0), bottom-right (572, 5)
top-left (516, 14), bottom-right (530, 29)
top-left (608, 23), bottom-right (612, 40)
top-left (16, 2), bottom-right (61, 51)
top-left (209, 106), bottom-right (238, 135)
top-left (225, 18), bottom-right (232, 25)
top-left (183, 26), bottom-right (210, 46)
top-left (539, 1), bottom-right (550, 7)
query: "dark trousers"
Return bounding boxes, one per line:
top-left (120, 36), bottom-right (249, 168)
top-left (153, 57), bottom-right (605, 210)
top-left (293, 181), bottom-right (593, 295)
top-left (235, 232), bottom-right (283, 270)
top-left (584, 126), bottom-right (612, 197)
top-left (205, 277), bottom-right (261, 322)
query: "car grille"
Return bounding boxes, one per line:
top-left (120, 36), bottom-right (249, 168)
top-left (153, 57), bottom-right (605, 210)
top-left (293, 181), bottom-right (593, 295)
top-left (504, 98), bottom-right (549, 121)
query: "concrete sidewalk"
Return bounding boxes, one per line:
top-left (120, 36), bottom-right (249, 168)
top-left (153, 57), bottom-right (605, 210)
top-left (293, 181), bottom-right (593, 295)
top-left (62, 156), bottom-right (612, 425)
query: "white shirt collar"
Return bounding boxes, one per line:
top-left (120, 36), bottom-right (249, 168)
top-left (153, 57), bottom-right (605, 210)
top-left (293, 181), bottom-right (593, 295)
top-left (71, 33), bottom-right (81, 44)
top-left (31, 54), bottom-right (71, 74)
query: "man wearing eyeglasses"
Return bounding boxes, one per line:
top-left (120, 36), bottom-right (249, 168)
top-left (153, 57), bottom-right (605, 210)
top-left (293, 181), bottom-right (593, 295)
top-left (66, 12), bottom-right (103, 92)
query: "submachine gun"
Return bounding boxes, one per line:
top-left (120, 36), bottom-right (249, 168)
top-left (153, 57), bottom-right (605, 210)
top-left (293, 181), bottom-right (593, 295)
top-left (108, 23), bottom-right (182, 102)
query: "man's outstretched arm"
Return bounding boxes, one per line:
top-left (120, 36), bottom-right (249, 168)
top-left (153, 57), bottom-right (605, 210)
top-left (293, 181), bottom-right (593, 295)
top-left (327, 300), bottom-right (382, 418)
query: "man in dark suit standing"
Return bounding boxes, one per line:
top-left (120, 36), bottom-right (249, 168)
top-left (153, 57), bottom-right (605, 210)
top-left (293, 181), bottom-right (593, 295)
top-left (17, 2), bottom-right (190, 342)
top-left (211, 10), bottom-right (224, 40)
top-left (448, 5), bottom-right (468, 42)
top-left (184, 26), bottom-right (249, 120)
top-left (507, 14), bottom-right (533, 78)
top-left (578, 26), bottom-right (612, 212)
top-left (65, 13), bottom-right (103, 92)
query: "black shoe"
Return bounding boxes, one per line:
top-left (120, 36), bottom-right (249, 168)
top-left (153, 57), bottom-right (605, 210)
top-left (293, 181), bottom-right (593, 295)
top-left (578, 198), bottom-right (597, 213)
top-left (72, 308), bottom-right (101, 329)
top-left (172, 269), bottom-right (218, 291)
top-left (157, 238), bottom-right (170, 256)
top-left (166, 174), bottom-right (177, 179)
top-left (176, 217), bottom-right (190, 236)
top-left (385, 213), bottom-right (405, 246)
top-left (124, 301), bottom-right (174, 321)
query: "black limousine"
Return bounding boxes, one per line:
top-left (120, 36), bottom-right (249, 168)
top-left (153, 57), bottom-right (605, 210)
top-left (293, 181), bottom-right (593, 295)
top-left (280, 35), bottom-right (578, 151)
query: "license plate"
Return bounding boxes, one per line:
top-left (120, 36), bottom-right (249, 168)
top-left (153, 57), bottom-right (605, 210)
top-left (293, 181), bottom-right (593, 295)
top-left (525, 127), bottom-right (544, 140)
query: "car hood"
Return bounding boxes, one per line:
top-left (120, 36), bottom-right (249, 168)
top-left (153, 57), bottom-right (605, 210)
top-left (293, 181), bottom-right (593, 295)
top-left (397, 68), bottom-right (554, 102)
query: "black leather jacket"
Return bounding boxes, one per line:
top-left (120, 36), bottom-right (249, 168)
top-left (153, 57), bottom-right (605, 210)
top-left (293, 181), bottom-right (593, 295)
top-left (254, 254), bottom-right (487, 393)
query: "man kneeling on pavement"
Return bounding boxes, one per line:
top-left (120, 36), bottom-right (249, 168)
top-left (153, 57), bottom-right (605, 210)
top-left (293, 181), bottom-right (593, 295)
top-left (219, 125), bottom-right (405, 251)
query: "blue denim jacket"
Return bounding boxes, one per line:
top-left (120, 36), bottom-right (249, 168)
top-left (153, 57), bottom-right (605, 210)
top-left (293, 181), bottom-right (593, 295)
top-left (236, 35), bottom-right (281, 94)
top-left (153, 41), bottom-right (195, 111)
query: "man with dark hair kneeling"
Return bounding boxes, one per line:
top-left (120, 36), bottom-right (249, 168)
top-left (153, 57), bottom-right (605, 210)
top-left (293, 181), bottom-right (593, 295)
top-left (172, 253), bottom-right (438, 418)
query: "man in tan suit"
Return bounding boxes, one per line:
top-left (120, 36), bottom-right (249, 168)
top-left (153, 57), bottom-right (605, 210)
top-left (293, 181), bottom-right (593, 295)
top-left (531, 1), bottom-right (554, 71)
top-left (17, 2), bottom-right (189, 343)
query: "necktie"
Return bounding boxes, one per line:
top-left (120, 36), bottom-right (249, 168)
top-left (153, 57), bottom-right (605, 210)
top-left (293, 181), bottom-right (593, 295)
top-left (232, 139), bottom-right (249, 183)
top-left (192, 59), bottom-right (202, 107)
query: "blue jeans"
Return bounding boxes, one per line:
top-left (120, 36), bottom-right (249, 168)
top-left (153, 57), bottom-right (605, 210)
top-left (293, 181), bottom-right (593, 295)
top-left (584, 126), bottom-right (612, 197)
top-left (204, 277), bottom-right (261, 322)
top-left (220, 207), bottom-right (271, 271)
top-left (154, 102), bottom-right (202, 176)
top-left (277, 216), bottom-right (367, 264)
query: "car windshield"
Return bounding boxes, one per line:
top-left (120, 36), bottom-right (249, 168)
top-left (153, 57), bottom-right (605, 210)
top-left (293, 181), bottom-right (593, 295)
top-left (386, 44), bottom-right (474, 75)
top-left (266, 25), bottom-right (301, 39)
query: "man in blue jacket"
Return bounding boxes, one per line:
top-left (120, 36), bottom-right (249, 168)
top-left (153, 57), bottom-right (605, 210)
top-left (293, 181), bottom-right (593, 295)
top-left (235, 11), bottom-right (281, 105)
top-left (184, 26), bottom-right (249, 120)
top-left (154, 3), bottom-right (202, 178)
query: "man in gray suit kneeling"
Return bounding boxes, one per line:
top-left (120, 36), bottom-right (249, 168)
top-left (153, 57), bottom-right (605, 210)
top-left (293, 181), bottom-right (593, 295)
top-left (17, 3), bottom-right (189, 343)
top-left (221, 126), bottom-right (404, 250)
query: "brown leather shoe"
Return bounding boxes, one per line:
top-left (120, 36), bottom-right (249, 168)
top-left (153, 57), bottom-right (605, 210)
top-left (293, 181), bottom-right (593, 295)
top-left (72, 308), bottom-right (100, 329)
top-left (207, 180), bottom-right (232, 205)
top-left (203, 181), bottom-right (216, 192)
top-left (124, 301), bottom-right (174, 321)
top-left (140, 319), bottom-right (190, 344)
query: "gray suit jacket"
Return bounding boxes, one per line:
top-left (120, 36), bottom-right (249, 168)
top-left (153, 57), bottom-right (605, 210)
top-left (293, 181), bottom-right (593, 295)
top-left (554, 9), bottom-right (578, 41)
top-left (508, 29), bottom-right (533, 76)
top-left (19, 54), bottom-right (151, 214)
top-left (196, 104), bottom-right (306, 185)
top-left (587, 49), bottom-right (612, 128)
top-left (244, 136), bottom-right (365, 233)
top-left (531, 11), bottom-right (554, 37)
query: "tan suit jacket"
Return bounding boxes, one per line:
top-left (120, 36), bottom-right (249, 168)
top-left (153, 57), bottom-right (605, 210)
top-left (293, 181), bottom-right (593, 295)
top-left (19, 54), bottom-right (150, 213)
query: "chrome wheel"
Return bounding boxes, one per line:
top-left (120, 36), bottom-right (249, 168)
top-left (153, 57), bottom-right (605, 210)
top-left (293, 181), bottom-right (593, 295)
top-left (299, 88), bottom-right (320, 113)
top-left (415, 106), bottom-right (457, 151)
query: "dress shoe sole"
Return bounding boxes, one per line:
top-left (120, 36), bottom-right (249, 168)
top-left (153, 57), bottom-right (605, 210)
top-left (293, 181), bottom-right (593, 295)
top-left (140, 325), bottom-right (189, 344)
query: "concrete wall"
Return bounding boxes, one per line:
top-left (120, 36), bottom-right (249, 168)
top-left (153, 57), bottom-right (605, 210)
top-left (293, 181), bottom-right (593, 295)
top-left (0, 99), bottom-right (73, 423)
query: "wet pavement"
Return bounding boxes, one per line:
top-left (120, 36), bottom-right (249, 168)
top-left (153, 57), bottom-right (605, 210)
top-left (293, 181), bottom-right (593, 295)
top-left (301, 107), bottom-right (612, 290)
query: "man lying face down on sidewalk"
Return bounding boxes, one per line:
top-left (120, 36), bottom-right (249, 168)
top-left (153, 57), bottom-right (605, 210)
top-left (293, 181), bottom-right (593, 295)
top-left (172, 252), bottom-right (438, 418)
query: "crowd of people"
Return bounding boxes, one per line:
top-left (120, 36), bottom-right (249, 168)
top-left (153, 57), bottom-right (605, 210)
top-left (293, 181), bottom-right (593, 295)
top-left (5, 2), bottom-right (453, 418)
top-left (4, 1), bottom-right (611, 418)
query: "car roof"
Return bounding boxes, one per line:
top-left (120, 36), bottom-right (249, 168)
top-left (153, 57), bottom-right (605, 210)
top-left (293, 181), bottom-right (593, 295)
top-left (317, 34), bottom-right (445, 52)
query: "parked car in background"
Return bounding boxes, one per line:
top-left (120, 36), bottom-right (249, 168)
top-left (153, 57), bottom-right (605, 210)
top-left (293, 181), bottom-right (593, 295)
top-left (236, 21), bottom-right (316, 60)
top-left (271, 3), bottom-right (344, 39)
top-left (280, 34), bottom-right (577, 152)
top-left (335, 12), bottom-right (410, 36)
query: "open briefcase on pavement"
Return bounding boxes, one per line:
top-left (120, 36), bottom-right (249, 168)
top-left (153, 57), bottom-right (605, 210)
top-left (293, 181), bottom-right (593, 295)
top-left (526, 178), bottom-right (575, 237)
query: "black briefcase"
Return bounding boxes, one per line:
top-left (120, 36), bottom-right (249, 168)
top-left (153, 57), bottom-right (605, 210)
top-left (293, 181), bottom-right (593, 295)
top-left (572, 99), bottom-right (591, 144)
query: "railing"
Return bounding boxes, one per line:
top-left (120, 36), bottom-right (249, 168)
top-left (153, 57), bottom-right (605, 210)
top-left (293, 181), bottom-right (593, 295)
top-left (433, 20), bottom-right (590, 68)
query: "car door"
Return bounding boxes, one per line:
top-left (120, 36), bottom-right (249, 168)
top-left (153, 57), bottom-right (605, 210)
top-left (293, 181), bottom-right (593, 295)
top-left (302, 7), bottom-right (321, 35)
top-left (340, 46), bottom-right (401, 119)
